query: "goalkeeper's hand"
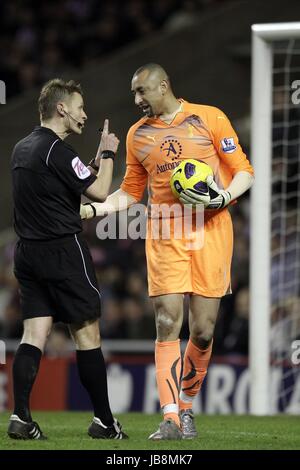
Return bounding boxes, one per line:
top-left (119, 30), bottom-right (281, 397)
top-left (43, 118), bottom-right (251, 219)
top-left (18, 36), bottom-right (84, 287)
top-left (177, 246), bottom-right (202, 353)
top-left (179, 175), bottom-right (231, 209)
top-left (80, 203), bottom-right (96, 220)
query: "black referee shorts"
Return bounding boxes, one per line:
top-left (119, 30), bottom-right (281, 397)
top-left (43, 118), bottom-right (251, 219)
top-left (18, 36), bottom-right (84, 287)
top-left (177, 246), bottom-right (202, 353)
top-left (14, 233), bottom-right (101, 324)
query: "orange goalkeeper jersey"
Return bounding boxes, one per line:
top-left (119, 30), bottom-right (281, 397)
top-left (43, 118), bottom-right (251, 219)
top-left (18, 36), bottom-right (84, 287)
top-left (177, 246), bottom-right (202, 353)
top-left (121, 100), bottom-right (253, 215)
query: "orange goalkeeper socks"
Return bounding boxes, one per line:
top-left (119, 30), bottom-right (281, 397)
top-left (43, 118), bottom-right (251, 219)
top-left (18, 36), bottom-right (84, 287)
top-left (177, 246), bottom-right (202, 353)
top-left (155, 339), bottom-right (181, 427)
top-left (179, 339), bottom-right (212, 411)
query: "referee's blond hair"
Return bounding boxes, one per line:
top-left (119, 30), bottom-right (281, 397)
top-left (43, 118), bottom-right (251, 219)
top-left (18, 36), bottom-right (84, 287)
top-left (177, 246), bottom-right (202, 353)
top-left (38, 78), bottom-right (83, 120)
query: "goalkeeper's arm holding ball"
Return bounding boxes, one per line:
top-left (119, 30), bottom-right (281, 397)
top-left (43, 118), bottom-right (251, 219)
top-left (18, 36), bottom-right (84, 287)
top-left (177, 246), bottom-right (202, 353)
top-left (179, 171), bottom-right (254, 209)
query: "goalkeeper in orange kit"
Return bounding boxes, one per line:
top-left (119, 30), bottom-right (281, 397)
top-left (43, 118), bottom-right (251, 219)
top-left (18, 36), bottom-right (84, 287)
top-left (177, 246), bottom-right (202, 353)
top-left (82, 63), bottom-right (254, 440)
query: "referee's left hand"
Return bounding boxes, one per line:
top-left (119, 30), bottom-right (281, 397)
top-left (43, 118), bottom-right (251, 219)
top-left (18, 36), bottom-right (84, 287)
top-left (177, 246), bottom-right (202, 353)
top-left (80, 203), bottom-right (95, 220)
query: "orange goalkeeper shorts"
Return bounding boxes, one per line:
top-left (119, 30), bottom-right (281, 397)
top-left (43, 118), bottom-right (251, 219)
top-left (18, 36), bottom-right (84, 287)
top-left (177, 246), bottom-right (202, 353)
top-left (145, 208), bottom-right (233, 298)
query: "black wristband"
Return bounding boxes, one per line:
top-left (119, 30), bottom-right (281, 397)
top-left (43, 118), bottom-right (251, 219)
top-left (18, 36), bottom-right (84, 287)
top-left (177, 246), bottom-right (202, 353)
top-left (88, 158), bottom-right (99, 171)
top-left (84, 203), bottom-right (96, 218)
top-left (101, 150), bottom-right (115, 160)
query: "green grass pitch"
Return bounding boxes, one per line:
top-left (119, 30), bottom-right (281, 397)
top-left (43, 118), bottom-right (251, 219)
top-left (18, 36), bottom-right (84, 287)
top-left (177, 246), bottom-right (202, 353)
top-left (0, 412), bottom-right (299, 450)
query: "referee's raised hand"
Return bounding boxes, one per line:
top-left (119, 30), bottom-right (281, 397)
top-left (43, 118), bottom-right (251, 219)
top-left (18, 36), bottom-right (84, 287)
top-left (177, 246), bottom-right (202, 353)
top-left (97, 119), bottom-right (120, 158)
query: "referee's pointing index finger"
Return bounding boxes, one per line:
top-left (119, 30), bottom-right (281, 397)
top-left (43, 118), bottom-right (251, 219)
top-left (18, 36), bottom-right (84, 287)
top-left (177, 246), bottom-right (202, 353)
top-left (103, 119), bottom-right (109, 134)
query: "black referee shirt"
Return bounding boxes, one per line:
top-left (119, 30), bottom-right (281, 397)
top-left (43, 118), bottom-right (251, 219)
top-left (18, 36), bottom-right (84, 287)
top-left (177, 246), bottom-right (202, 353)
top-left (11, 126), bottom-right (96, 240)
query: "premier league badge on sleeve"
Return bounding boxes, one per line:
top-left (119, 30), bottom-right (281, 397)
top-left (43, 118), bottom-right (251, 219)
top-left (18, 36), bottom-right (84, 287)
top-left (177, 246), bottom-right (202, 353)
top-left (221, 137), bottom-right (236, 154)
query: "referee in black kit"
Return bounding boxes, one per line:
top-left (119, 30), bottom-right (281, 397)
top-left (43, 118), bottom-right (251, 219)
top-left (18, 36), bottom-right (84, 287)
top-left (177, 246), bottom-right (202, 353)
top-left (8, 79), bottom-right (128, 440)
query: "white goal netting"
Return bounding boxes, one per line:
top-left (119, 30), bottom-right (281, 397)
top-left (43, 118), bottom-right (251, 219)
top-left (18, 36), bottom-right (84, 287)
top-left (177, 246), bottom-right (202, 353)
top-left (270, 38), bottom-right (300, 413)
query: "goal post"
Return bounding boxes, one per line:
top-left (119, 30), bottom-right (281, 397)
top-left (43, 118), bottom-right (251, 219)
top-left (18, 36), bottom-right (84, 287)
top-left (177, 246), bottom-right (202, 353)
top-left (250, 22), bottom-right (300, 415)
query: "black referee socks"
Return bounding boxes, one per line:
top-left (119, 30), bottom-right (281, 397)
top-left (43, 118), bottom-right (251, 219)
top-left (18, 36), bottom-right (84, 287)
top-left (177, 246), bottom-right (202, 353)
top-left (76, 348), bottom-right (114, 427)
top-left (13, 345), bottom-right (114, 426)
top-left (12, 343), bottom-right (42, 422)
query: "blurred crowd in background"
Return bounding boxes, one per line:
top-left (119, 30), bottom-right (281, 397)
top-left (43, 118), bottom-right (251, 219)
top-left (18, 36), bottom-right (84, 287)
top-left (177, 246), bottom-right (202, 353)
top-left (0, 0), bottom-right (228, 99)
top-left (0, 0), bottom-right (250, 358)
